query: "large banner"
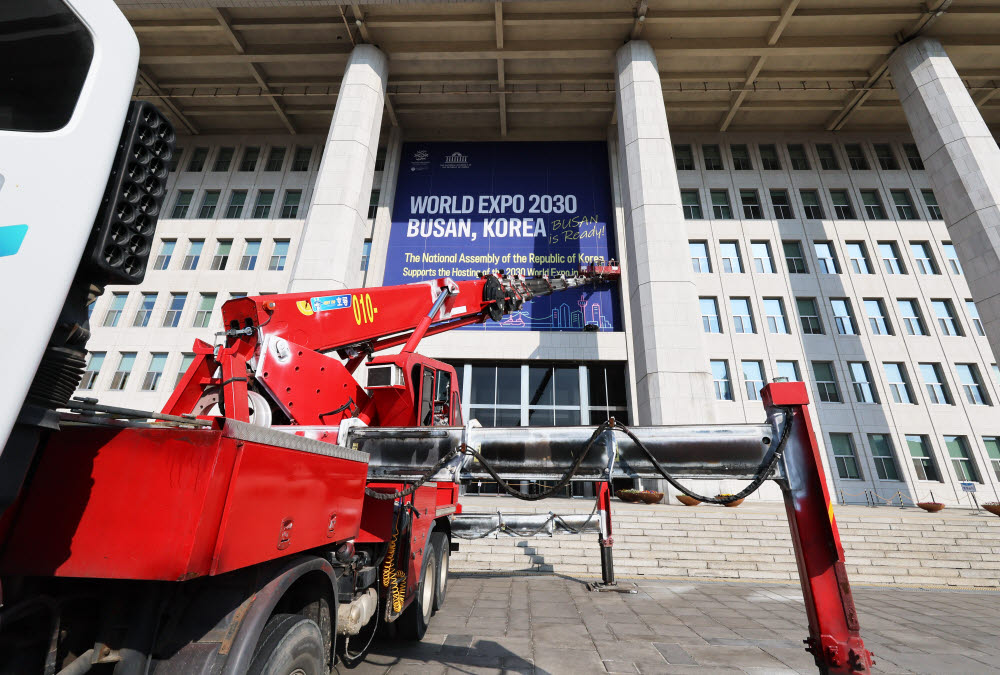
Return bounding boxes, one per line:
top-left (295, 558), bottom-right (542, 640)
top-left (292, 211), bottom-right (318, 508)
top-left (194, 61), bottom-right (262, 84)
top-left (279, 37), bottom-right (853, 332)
top-left (385, 141), bottom-right (621, 331)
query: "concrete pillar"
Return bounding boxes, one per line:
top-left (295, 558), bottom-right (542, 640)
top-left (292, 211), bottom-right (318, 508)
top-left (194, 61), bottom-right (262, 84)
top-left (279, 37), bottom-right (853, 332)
top-left (288, 44), bottom-right (388, 293)
top-left (889, 37), bottom-right (1000, 361)
top-left (365, 126), bottom-right (403, 287)
top-left (613, 41), bottom-right (715, 425)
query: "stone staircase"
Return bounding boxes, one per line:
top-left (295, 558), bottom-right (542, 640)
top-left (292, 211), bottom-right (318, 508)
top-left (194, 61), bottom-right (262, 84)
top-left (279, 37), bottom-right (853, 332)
top-left (449, 496), bottom-right (1000, 588)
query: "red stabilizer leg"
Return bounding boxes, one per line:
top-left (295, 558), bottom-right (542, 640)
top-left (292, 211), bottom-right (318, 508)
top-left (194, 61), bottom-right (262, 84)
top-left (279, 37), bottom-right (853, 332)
top-left (763, 383), bottom-right (873, 675)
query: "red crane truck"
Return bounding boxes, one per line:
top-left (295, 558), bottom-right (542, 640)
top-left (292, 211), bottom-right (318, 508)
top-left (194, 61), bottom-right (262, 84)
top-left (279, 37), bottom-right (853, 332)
top-left (0, 2), bottom-right (874, 674)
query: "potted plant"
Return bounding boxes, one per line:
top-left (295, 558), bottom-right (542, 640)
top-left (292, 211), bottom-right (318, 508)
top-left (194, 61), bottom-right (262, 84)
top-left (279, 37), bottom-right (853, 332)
top-left (637, 490), bottom-right (663, 504)
top-left (716, 493), bottom-right (744, 507)
top-left (616, 489), bottom-right (641, 503)
top-left (983, 502), bottom-right (1000, 517)
top-left (917, 491), bottom-right (946, 512)
top-left (676, 495), bottom-right (701, 506)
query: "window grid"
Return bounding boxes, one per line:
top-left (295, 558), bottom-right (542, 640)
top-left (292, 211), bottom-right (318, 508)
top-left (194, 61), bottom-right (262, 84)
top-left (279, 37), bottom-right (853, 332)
top-left (740, 190), bottom-right (763, 219)
top-left (162, 293), bottom-right (187, 328)
top-left (798, 298), bottom-right (823, 335)
top-left (102, 292), bottom-right (127, 328)
top-left (730, 297), bottom-right (755, 334)
top-left (860, 189), bottom-right (886, 219)
top-left (868, 434), bottom-right (901, 481)
top-left (720, 241), bottom-right (743, 273)
top-left (742, 361), bottom-right (766, 401)
top-left (281, 190), bottom-right (302, 219)
top-left (711, 190), bottom-right (733, 219)
top-left (883, 362), bottom-right (914, 404)
top-left (240, 240), bottom-right (261, 271)
top-left (831, 433), bottom-right (861, 480)
top-left (849, 362), bottom-right (878, 404)
top-left (783, 241), bottom-right (807, 273)
top-left (153, 240), bottom-right (175, 270)
top-left (788, 144), bottom-right (810, 170)
top-left (751, 241), bottom-right (774, 273)
top-left (864, 299), bottom-right (892, 335)
top-left (110, 353), bottom-right (137, 391)
top-left (907, 435), bottom-right (940, 481)
top-left (956, 364), bottom-right (988, 405)
top-left (681, 190), bottom-right (702, 220)
top-left (764, 298), bottom-right (788, 334)
top-left (211, 240), bottom-right (231, 271)
top-left (700, 297), bottom-right (721, 333)
top-left (946, 436), bottom-right (980, 482)
top-left (800, 190), bottom-right (824, 219)
top-left (225, 190), bottom-right (247, 218)
top-left (141, 353), bottom-right (168, 392)
top-left (919, 363), bottom-right (952, 405)
top-left (812, 362), bottom-right (841, 402)
top-left (269, 240), bottom-right (290, 271)
top-left (770, 190), bottom-right (793, 219)
top-left (830, 190), bottom-right (855, 219)
top-left (712, 360), bottom-right (733, 401)
top-left (81, 352), bottom-right (105, 391)
top-left (690, 241), bottom-right (711, 273)
top-left (132, 292), bottom-right (157, 328)
top-left (193, 293), bottom-right (217, 329)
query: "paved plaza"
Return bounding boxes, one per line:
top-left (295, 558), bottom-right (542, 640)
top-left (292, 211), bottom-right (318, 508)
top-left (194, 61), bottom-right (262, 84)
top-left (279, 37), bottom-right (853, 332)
top-left (346, 573), bottom-right (1000, 674)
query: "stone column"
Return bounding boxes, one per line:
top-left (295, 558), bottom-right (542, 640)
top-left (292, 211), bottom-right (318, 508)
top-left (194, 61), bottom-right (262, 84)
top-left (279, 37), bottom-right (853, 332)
top-left (613, 40), bottom-right (715, 425)
top-left (288, 44), bottom-right (388, 293)
top-left (364, 126), bottom-right (403, 287)
top-left (889, 37), bottom-right (1000, 361)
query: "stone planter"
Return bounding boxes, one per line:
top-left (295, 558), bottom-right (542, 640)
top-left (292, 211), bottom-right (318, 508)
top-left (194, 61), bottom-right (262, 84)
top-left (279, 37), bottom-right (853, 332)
top-left (983, 503), bottom-right (1000, 517)
top-left (676, 495), bottom-right (701, 506)
top-left (917, 502), bottom-right (946, 513)
top-left (616, 489), bottom-right (641, 503)
top-left (638, 490), bottom-right (663, 504)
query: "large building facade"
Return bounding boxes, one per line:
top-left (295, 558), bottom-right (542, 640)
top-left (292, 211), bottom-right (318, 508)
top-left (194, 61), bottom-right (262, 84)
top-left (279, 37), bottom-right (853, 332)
top-left (85, 1), bottom-right (1000, 505)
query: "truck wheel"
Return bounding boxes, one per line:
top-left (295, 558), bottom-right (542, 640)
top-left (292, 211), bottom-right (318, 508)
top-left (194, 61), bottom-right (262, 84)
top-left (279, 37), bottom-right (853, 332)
top-left (248, 613), bottom-right (325, 675)
top-left (431, 531), bottom-right (449, 612)
top-left (397, 544), bottom-right (437, 641)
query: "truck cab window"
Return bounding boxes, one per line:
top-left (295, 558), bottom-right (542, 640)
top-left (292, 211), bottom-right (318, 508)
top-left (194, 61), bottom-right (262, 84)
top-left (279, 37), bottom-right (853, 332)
top-left (0, 1), bottom-right (94, 131)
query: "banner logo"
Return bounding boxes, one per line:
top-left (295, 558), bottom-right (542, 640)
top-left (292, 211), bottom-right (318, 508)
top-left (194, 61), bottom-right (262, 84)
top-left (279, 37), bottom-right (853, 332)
top-left (441, 151), bottom-right (470, 169)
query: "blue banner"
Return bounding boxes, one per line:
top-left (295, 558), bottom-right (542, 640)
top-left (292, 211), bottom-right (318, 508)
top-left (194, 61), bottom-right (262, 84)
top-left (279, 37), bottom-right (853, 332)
top-left (385, 141), bottom-right (621, 331)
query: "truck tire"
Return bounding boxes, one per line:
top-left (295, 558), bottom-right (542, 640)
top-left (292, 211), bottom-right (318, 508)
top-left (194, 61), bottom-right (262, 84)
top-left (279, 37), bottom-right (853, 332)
top-left (397, 544), bottom-right (437, 641)
top-left (247, 613), bottom-right (325, 675)
top-left (431, 531), bottom-right (449, 612)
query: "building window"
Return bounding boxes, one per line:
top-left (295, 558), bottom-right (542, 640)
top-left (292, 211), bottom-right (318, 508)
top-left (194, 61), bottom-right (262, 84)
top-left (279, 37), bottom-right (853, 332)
top-left (844, 144), bottom-right (869, 170)
top-left (175, 353), bottom-right (195, 389)
top-left (763, 298), bottom-right (788, 334)
top-left (829, 189), bottom-right (855, 219)
top-left (269, 240), bottom-right (290, 271)
top-left (831, 298), bottom-right (856, 335)
top-left (776, 360), bottom-right (801, 382)
top-left (922, 189), bottom-right (942, 220)
top-left (700, 297), bottom-right (721, 333)
top-left (374, 146), bottom-right (387, 172)
top-left (588, 364), bottom-right (629, 424)
top-left (897, 299), bottom-right (927, 336)
top-left (849, 362), bottom-right (878, 404)
top-left (983, 437), bottom-right (1000, 481)
top-left (361, 239), bottom-right (372, 272)
top-left (193, 293), bottom-right (217, 328)
top-left (797, 298), bottom-right (823, 335)
top-left (942, 242), bottom-right (962, 275)
top-left (209, 240), bottom-right (230, 271)
top-left (368, 189), bottom-right (381, 219)
top-left (864, 299), bottom-right (893, 335)
top-left (883, 362), bottom-right (914, 404)
top-left (904, 143), bottom-right (924, 170)
top-left (879, 242), bottom-right (905, 274)
top-left (946, 436), bottom-right (980, 482)
top-left (239, 146), bottom-right (260, 172)
top-left (919, 363), bottom-right (953, 405)
top-left (162, 293), bottom-right (187, 328)
top-left (740, 190), bottom-right (763, 219)
top-left (751, 241), bottom-right (774, 273)
top-left (468, 364), bottom-right (521, 426)
top-left (932, 299), bottom-right (962, 336)
top-left (527, 366), bottom-right (582, 426)
top-left (757, 144), bottom-right (780, 170)
top-left (264, 147), bottom-right (286, 172)
top-left (816, 144), bottom-right (840, 170)
top-left (812, 362), bottom-right (841, 402)
top-left (907, 435), bottom-right (940, 481)
top-left (814, 241), bottom-right (840, 274)
top-left (674, 144), bottom-right (694, 170)
top-left (783, 241), bottom-right (807, 273)
top-left (966, 300), bottom-right (985, 336)
top-left (846, 242), bottom-right (872, 274)
top-left (800, 190), bottom-right (824, 219)
top-left (956, 363), bottom-right (989, 405)
top-left (681, 190), bottom-right (702, 219)
top-left (731, 144), bottom-right (752, 170)
top-left (291, 146), bottom-right (313, 171)
top-left (788, 144), bottom-right (810, 170)
top-left (868, 434), bottom-right (901, 481)
top-left (730, 297), bottom-right (755, 334)
top-left (769, 190), bottom-right (793, 219)
top-left (281, 190), bottom-right (302, 218)
top-left (830, 433), bottom-right (861, 479)
top-left (182, 240), bottom-right (203, 271)
top-left (132, 292), bottom-right (157, 328)
top-left (168, 147), bottom-right (183, 173)
top-left (81, 352), bottom-right (105, 391)
top-left (186, 147), bottom-right (208, 172)
top-left (711, 360), bottom-right (733, 401)
top-left (710, 189), bottom-right (733, 218)
top-left (252, 190), bottom-right (274, 218)
top-left (860, 189), bottom-right (886, 219)
top-left (873, 143), bottom-right (899, 170)
top-left (240, 240), bottom-right (261, 271)
top-left (110, 352), bottom-right (136, 391)
top-left (742, 361), bottom-right (766, 401)
top-left (153, 240), bottom-right (175, 270)
top-left (720, 241), bottom-right (743, 273)
top-left (891, 190), bottom-right (917, 220)
top-left (703, 144), bottom-right (724, 170)
top-left (230, 292), bottom-right (247, 300)
top-left (141, 353), bottom-right (168, 391)
top-left (102, 292), bottom-right (127, 328)
top-left (690, 241), bottom-right (711, 273)
top-left (197, 190), bottom-right (220, 219)
top-left (212, 147), bottom-right (234, 172)
top-left (225, 190), bottom-right (247, 219)
top-left (171, 190), bottom-right (193, 219)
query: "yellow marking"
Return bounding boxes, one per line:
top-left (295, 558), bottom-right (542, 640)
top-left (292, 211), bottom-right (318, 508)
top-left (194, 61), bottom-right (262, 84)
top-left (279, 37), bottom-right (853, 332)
top-left (296, 300), bottom-right (314, 316)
